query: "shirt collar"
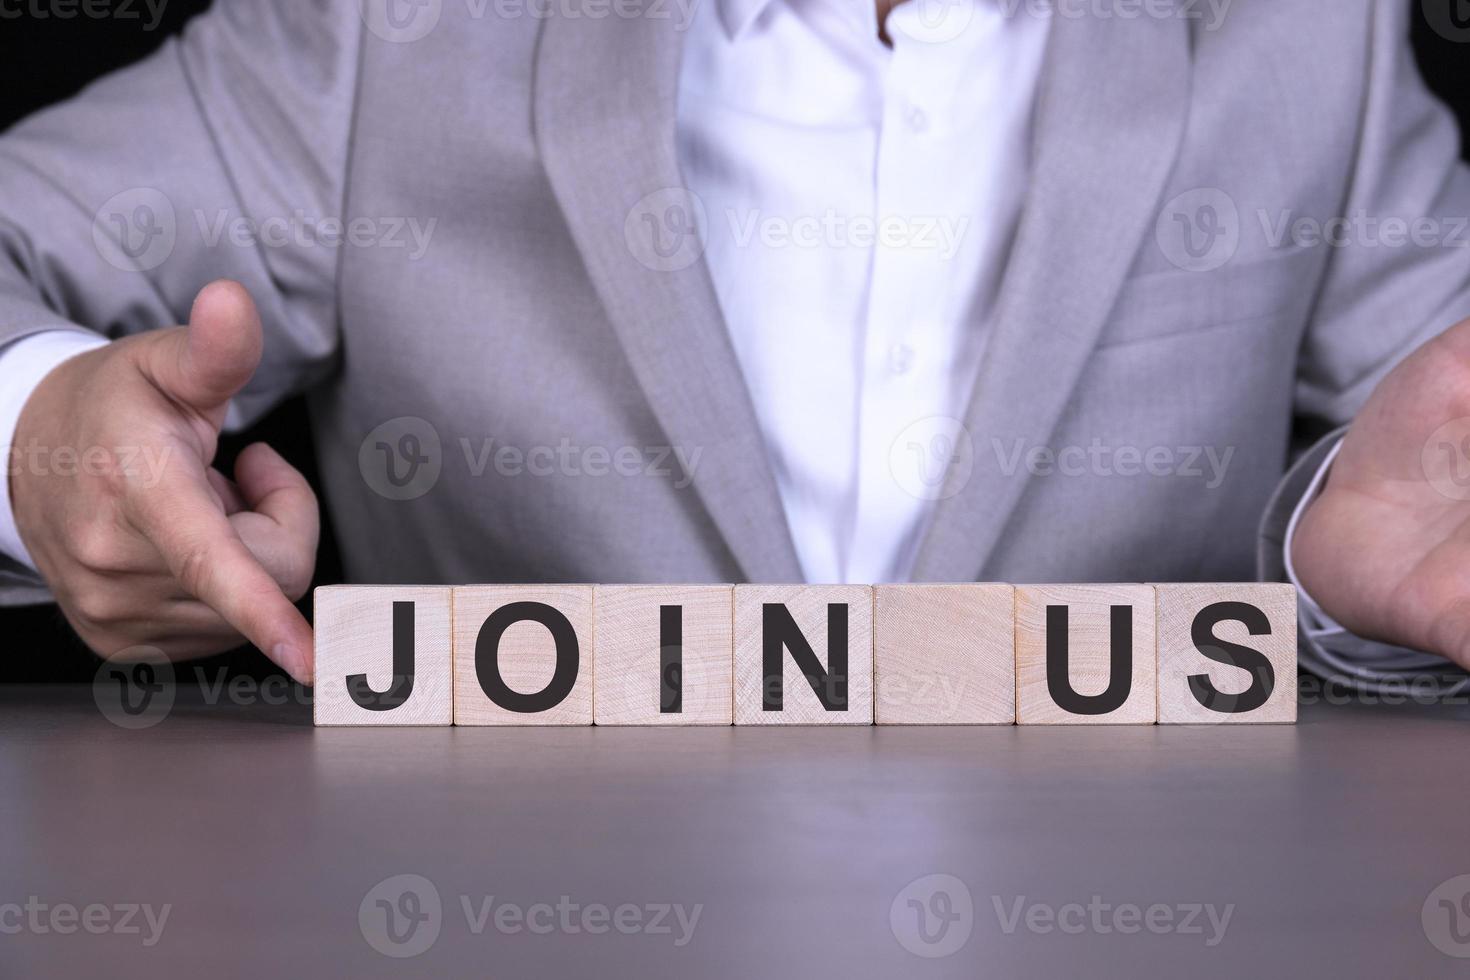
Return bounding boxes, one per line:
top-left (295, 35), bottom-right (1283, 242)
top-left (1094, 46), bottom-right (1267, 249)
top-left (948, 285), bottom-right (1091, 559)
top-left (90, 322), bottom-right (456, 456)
top-left (716, 0), bottom-right (778, 39)
top-left (716, 0), bottom-right (993, 43)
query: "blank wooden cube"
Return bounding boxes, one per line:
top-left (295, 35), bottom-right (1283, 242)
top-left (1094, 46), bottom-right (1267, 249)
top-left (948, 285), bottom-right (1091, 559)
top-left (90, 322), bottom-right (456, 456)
top-left (874, 584), bottom-right (1015, 725)
top-left (453, 585), bottom-right (593, 726)
top-left (734, 585), bottom-right (873, 725)
top-left (1015, 585), bottom-right (1156, 725)
top-left (313, 586), bottom-right (452, 726)
top-left (1156, 583), bottom-right (1297, 724)
top-left (593, 585), bottom-right (733, 726)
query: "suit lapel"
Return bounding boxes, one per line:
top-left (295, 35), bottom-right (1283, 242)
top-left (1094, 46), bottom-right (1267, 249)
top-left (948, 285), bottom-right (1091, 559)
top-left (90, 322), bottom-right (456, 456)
top-left (910, 10), bottom-right (1193, 582)
top-left (533, 9), bottom-right (804, 583)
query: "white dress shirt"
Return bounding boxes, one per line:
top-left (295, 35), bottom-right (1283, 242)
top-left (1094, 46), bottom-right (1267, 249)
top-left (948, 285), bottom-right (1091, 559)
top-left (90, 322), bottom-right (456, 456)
top-left (0, 0), bottom-right (1354, 633)
top-left (679, 0), bottom-right (1050, 583)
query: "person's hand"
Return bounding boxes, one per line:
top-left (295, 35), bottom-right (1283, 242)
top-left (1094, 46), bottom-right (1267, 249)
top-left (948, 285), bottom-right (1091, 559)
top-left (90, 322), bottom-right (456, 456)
top-left (1293, 317), bottom-right (1470, 670)
top-left (9, 280), bottom-right (318, 682)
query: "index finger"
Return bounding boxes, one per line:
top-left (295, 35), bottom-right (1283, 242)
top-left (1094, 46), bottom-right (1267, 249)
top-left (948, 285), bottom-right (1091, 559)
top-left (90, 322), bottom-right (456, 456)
top-left (126, 453), bottom-right (314, 682)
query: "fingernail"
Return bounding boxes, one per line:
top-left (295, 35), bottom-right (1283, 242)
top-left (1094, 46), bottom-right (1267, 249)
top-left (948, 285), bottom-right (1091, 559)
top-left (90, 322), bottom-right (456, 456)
top-left (272, 643), bottom-right (308, 685)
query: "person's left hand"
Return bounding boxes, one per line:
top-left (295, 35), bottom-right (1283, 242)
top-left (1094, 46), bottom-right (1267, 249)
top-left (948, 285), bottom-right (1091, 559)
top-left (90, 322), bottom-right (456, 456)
top-left (1293, 316), bottom-right (1470, 669)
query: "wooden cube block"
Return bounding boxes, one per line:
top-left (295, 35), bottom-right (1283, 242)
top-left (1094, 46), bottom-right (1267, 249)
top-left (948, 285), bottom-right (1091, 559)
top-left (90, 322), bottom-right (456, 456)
top-left (593, 585), bottom-right (733, 726)
top-left (452, 585), bottom-right (593, 726)
top-left (1156, 583), bottom-right (1297, 724)
top-left (1015, 585), bottom-right (1156, 725)
top-left (313, 586), bottom-right (453, 726)
top-left (734, 585), bottom-right (873, 725)
top-left (874, 584), bottom-right (1015, 725)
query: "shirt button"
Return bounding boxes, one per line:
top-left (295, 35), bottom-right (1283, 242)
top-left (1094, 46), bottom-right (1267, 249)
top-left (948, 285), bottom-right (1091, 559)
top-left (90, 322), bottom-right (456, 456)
top-left (889, 343), bottom-right (915, 375)
top-left (904, 105), bottom-right (929, 133)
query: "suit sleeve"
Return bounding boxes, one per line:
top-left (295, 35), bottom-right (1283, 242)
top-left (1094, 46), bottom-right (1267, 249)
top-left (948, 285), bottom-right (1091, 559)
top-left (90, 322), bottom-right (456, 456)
top-left (0, 0), bottom-right (363, 600)
top-left (1257, 0), bottom-right (1470, 691)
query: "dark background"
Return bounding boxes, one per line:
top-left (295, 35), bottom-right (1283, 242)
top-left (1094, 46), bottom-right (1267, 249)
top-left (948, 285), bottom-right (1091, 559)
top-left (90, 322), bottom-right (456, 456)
top-left (1, 1), bottom-right (1468, 682)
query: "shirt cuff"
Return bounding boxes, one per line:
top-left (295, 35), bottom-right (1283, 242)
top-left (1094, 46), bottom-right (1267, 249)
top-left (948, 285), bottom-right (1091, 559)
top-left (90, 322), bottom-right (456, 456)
top-left (1282, 437), bottom-right (1342, 631)
top-left (1280, 436), bottom-right (1461, 676)
top-left (0, 331), bottom-right (111, 571)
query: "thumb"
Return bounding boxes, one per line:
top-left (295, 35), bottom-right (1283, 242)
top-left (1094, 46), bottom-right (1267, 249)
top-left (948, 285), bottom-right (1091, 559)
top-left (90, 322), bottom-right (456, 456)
top-left (144, 280), bottom-right (263, 422)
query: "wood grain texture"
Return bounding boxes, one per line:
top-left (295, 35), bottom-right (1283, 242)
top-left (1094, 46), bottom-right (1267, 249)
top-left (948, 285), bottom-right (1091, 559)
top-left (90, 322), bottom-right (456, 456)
top-left (734, 585), bottom-right (873, 725)
top-left (874, 584), bottom-right (1015, 725)
top-left (1015, 585), bottom-right (1156, 725)
top-left (452, 585), bottom-right (593, 726)
top-left (313, 586), bottom-right (453, 726)
top-left (1156, 583), bottom-right (1297, 724)
top-left (593, 585), bottom-right (733, 726)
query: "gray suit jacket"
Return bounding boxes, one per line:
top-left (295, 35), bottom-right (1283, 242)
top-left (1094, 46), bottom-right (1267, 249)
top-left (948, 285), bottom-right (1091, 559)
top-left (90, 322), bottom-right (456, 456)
top-left (2, 0), bottom-right (1469, 687)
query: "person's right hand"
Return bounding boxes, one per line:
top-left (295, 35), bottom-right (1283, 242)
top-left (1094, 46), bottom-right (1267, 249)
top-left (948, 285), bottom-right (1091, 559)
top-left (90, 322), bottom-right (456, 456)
top-left (9, 280), bottom-right (318, 682)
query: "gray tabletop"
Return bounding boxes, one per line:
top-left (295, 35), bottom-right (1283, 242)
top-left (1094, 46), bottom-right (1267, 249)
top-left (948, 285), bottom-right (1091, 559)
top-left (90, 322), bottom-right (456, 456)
top-left (2, 683), bottom-right (1469, 978)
